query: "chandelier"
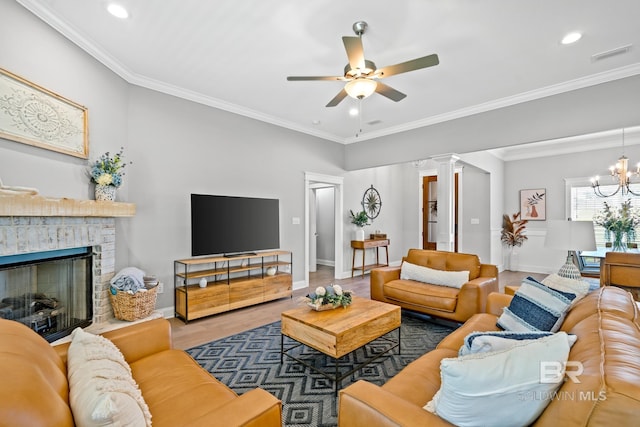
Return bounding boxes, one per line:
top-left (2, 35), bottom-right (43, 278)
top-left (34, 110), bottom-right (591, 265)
top-left (591, 129), bottom-right (640, 197)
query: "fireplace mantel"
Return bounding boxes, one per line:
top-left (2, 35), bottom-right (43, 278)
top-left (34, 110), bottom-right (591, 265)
top-left (0, 195), bottom-right (135, 217)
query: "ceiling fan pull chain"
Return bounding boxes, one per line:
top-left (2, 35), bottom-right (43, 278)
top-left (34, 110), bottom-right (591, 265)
top-left (357, 98), bottom-right (363, 137)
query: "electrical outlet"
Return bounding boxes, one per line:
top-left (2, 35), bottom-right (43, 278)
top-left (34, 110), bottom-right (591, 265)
top-left (157, 282), bottom-right (164, 294)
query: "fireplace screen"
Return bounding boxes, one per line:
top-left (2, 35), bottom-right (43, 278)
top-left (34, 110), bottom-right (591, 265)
top-left (0, 247), bottom-right (92, 342)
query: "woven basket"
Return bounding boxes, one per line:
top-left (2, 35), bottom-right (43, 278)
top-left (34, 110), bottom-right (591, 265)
top-left (109, 285), bottom-right (158, 321)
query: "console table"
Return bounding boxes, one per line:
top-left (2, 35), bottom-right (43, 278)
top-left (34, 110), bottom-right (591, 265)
top-left (351, 239), bottom-right (390, 277)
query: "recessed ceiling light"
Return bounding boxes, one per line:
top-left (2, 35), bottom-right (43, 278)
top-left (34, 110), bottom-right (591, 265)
top-left (349, 108), bottom-right (359, 117)
top-left (561, 32), bottom-right (582, 45)
top-left (107, 3), bottom-right (129, 19)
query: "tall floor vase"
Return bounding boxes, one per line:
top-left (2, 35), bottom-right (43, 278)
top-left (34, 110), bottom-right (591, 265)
top-left (95, 185), bottom-right (116, 202)
top-left (509, 247), bottom-right (520, 271)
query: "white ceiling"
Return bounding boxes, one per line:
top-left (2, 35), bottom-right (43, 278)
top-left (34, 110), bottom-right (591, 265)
top-left (17, 0), bottom-right (640, 145)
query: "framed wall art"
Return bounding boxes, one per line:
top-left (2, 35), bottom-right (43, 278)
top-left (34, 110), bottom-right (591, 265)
top-left (0, 68), bottom-right (88, 159)
top-left (520, 188), bottom-right (546, 221)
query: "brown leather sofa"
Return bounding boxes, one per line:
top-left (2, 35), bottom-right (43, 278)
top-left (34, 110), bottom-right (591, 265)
top-left (0, 318), bottom-right (282, 427)
top-left (371, 249), bottom-right (498, 323)
top-left (339, 286), bottom-right (640, 426)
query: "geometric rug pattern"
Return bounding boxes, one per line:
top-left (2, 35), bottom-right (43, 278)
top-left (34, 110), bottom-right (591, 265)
top-left (187, 312), bottom-right (454, 427)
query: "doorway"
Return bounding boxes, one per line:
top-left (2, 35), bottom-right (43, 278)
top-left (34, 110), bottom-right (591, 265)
top-left (309, 185), bottom-right (335, 273)
top-left (421, 173), bottom-right (459, 252)
top-left (304, 173), bottom-right (344, 287)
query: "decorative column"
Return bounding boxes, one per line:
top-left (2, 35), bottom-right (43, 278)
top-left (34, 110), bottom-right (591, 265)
top-left (432, 154), bottom-right (460, 252)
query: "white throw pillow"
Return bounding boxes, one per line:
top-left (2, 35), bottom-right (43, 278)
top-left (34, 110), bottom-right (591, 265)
top-left (542, 273), bottom-right (590, 303)
top-left (400, 261), bottom-right (470, 289)
top-left (67, 327), bottom-right (152, 427)
top-left (425, 332), bottom-right (572, 427)
top-left (459, 330), bottom-right (578, 356)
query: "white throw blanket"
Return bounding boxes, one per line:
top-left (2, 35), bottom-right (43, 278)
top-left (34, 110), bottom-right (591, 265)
top-left (110, 267), bottom-right (146, 293)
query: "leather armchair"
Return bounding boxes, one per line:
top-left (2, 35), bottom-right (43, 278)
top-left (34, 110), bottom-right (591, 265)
top-left (371, 249), bottom-right (498, 323)
top-left (600, 251), bottom-right (640, 300)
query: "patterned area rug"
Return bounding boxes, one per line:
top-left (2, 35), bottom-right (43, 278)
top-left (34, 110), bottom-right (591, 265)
top-left (187, 312), bottom-right (454, 427)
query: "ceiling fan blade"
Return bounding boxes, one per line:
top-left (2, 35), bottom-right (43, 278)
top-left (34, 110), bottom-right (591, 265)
top-left (375, 81), bottom-right (407, 102)
top-left (342, 36), bottom-right (365, 70)
top-left (377, 54), bottom-right (439, 78)
top-left (287, 76), bottom-right (344, 81)
top-left (326, 89), bottom-right (348, 107)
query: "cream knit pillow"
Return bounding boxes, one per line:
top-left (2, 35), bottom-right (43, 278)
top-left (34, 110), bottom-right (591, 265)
top-left (67, 327), bottom-right (152, 427)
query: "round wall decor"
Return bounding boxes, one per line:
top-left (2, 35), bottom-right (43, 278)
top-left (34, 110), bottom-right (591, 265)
top-left (362, 185), bottom-right (381, 219)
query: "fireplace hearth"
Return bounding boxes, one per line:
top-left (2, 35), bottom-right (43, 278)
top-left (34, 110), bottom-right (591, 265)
top-left (1, 194), bottom-right (136, 341)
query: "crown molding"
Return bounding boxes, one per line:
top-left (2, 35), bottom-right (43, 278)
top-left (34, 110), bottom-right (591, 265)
top-left (16, 0), bottom-right (343, 144)
top-left (18, 0), bottom-right (640, 146)
top-left (488, 126), bottom-right (640, 161)
top-left (344, 63), bottom-right (640, 144)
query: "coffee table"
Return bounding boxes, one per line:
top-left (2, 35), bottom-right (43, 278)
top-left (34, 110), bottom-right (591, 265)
top-left (280, 297), bottom-right (401, 394)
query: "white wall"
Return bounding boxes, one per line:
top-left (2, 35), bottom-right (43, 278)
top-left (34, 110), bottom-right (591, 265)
top-left (459, 151), bottom-right (505, 268)
top-left (503, 143), bottom-right (640, 274)
top-left (315, 187), bottom-right (335, 265)
top-left (458, 164), bottom-right (491, 261)
top-left (342, 165), bottom-right (408, 274)
top-left (0, 3), bottom-right (347, 310)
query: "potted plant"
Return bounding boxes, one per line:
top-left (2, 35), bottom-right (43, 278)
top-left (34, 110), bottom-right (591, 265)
top-left (594, 200), bottom-right (640, 251)
top-left (501, 212), bottom-right (528, 271)
top-left (89, 147), bottom-right (129, 201)
top-left (349, 210), bottom-right (370, 241)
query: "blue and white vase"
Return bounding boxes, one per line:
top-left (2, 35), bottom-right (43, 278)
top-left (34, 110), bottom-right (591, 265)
top-left (95, 185), bottom-right (116, 202)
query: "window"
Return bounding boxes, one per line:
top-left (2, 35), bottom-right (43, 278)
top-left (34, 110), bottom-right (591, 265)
top-left (568, 179), bottom-right (640, 247)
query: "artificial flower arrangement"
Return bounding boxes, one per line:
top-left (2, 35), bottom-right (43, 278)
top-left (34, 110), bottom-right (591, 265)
top-left (306, 284), bottom-right (353, 310)
top-left (594, 200), bottom-right (640, 251)
top-left (90, 147), bottom-right (129, 188)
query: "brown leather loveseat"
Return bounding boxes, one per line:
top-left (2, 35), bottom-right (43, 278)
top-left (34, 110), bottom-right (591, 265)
top-left (339, 286), bottom-right (640, 426)
top-left (371, 249), bottom-right (498, 323)
top-left (0, 318), bottom-right (282, 426)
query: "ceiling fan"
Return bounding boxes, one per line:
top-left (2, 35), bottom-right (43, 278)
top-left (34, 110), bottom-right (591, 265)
top-left (287, 21), bottom-right (439, 107)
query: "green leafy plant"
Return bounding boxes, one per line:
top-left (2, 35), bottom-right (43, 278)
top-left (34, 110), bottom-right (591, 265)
top-left (349, 210), bottom-right (370, 227)
top-left (501, 212), bottom-right (528, 247)
top-left (89, 147), bottom-right (130, 188)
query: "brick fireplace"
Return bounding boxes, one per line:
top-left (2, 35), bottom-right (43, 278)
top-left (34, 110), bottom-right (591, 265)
top-left (0, 195), bottom-right (135, 340)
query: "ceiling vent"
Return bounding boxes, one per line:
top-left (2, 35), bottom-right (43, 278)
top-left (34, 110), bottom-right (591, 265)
top-left (367, 119), bottom-right (382, 126)
top-left (591, 44), bottom-right (632, 62)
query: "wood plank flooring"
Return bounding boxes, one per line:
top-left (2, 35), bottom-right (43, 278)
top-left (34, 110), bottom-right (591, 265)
top-left (169, 265), bottom-right (545, 350)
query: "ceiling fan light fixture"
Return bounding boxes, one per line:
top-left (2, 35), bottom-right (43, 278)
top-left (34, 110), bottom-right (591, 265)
top-left (345, 78), bottom-right (377, 100)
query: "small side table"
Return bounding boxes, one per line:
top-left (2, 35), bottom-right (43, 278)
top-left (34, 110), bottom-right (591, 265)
top-left (351, 239), bottom-right (390, 277)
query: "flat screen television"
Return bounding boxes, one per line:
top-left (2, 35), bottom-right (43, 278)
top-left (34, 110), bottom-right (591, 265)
top-left (191, 194), bottom-right (280, 257)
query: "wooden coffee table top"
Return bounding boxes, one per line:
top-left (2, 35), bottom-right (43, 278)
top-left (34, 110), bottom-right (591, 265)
top-left (281, 297), bottom-right (401, 358)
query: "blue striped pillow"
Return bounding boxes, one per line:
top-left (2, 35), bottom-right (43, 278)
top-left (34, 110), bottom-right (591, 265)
top-left (497, 276), bottom-right (576, 332)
